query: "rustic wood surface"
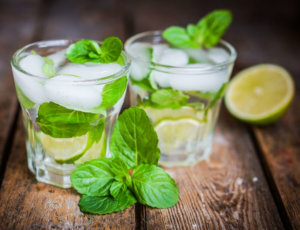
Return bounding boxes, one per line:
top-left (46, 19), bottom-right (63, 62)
top-left (0, 0), bottom-right (299, 229)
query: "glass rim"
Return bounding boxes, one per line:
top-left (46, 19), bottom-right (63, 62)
top-left (11, 39), bottom-right (130, 84)
top-left (124, 30), bottom-right (237, 74)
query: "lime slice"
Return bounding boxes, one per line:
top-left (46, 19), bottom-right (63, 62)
top-left (39, 132), bottom-right (90, 163)
top-left (154, 117), bottom-right (203, 153)
top-left (74, 132), bottom-right (106, 165)
top-left (144, 106), bottom-right (205, 124)
top-left (225, 64), bottom-right (294, 124)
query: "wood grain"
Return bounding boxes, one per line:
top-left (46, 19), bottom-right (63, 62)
top-left (0, 0), bottom-right (39, 176)
top-left (252, 91), bottom-right (300, 230)
top-left (141, 108), bottom-right (284, 230)
top-left (0, 114), bottom-right (136, 229)
top-left (0, 0), bottom-right (136, 228)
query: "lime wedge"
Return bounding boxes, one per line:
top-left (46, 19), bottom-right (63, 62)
top-left (154, 117), bottom-right (203, 152)
top-left (144, 106), bottom-right (205, 124)
top-left (74, 132), bottom-right (106, 165)
top-left (39, 132), bottom-right (90, 163)
top-left (225, 64), bottom-right (295, 124)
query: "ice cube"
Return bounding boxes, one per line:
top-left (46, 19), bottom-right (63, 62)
top-left (47, 49), bottom-right (66, 68)
top-left (207, 47), bottom-right (229, 63)
top-left (127, 43), bottom-right (151, 62)
top-left (151, 44), bottom-right (168, 62)
top-left (157, 48), bottom-right (189, 66)
top-left (58, 63), bottom-right (122, 80)
top-left (12, 68), bottom-right (49, 104)
top-left (44, 75), bottom-right (103, 111)
top-left (19, 54), bottom-right (47, 77)
top-left (13, 54), bottom-right (49, 104)
top-left (150, 71), bottom-right (171, 88)
top-left (169, 64), bottom-right (229, 91)
top-left (130, 61), bottom-right (150, 81)
top-left (183, 48), bottom-right (212, 63)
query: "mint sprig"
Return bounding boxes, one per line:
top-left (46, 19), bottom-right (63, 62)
top-left (71, 107), bottom-right (179, 214)
top-left (163, 9), bottom-right (232, 48)
top-left (66, 37), bottom-right (123, 64)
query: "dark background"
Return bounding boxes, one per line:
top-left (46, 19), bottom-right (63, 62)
top-left (1, 0), bottom-right (300, 81)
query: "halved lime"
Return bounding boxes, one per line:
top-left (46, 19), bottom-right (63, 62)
top-left (154, 117), bottom-right (203, 152)
top-left (225, 64), bottom-right (295, 124)
top-left (39, 132), bottom-right (90, 163)
top-left (74, 132), bottom-right (106, 165)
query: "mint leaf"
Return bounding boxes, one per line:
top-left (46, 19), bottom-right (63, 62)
top-left (66, 37), bottom-right (123, 64)
top-left (42, 57), bottom-right (56, 77)
top-left (15, 85), bottom-right (35, 109)
top-left (129, 75), bottom-right (157, 93)
top-left (162, 26), bottom-right (196, 48)
top-left (92, 76), bottom-right (127, 113)
top-left (132, 164), bottom-right (179, 208)
top-left (110, 181), bottom-right (127, 198)
top-left (110, 107), bottom-right (160, 169)
top-left (98, 36), bottom-right (123, 63)
top-left (162, 9), bottom-right (232, 48)
top-left (78, 190), bottom-right (136, 215)
top-left (66, 40), bottom-right (101, 63)
top-left (149, 88), bottom-right (189, 109)
top-left (196, 10), bottom-right (232, 47)
top-left (37, 102), bottom-right (99, 124)
top-left (71, 158), bottom-right (116, 196)
top-left (36, 102), bottom-right (100, 138)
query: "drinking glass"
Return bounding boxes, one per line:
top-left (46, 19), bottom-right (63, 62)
top-left (125, 31), bottom-right (236, 167)
top-left (11, 39), bottom-right (130, 187)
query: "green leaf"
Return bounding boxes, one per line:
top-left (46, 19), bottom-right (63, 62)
top-left (129, 75), bottom-right (157, 93)
top-left (162, 10), bottom-right (232, 48)
top-left (42, 57), bottom-right (56, 77)
top-left (162, 26), bottom-right (195, 48)
top-left (132, 164), bottom-right (179, 209)
top-left (66, 40), bottom-right (101, 63)
top-left (15, 85), bottom-right (35, 109)
top-left (110, 181), bottom-right (127, 198)
top-left (93, 76), bottom-right (127, 113)
top-left (110, 107), bottom-right (160, 169)
top-left (36, 102), bottom-right (100, 138)
top-left (196, 10), bottom-right (232, 47)
top-left (78, 190), bottom-right (136, 214)
top-left (71, 158), bottom-right (116, 196)
top-left (99, 36), bottom-right (123, 63)
top-left (149, 88), bottom-right (189, 109)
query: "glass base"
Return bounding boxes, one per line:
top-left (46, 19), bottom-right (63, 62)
top-left (26, 140), bottom-right (75, 188)
top-left (158, 134), bottom-right (213, 167)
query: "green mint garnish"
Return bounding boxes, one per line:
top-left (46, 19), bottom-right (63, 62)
top-left (36, 102), bottom-right (100, 138)
top-left (78, 190), bottom-right (136, 215)
top-left (71, 107), bottom-right (179, 214)
top-left (42, 57), bottom-right (56, 77)
top-left (149, 88), bottom-right (189, 109)
top-left (132, 164), bottom-right (178, 208)
top-left (91, 76), bottom-right (128, 114)
top-left (163, 9), bottom-right (232, 48)
top-left (15, 85), bottom-right (35, 109)
top-left (65, 37), bottom-right (123, 64)
top-left (110, 106), bottom-right (160, 169)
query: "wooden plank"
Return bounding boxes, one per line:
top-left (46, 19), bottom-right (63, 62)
top-left (252, 91), bottom-right (300, 229)
top-left (0, 0), bottom-right (39, 175)
top-left (0, 113), bottom-right (135, 229)
top-left (0, 0), bottom-right (136, 228)
top-left (142, 108), bottom-right (284, 229)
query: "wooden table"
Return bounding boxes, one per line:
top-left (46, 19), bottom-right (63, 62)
top-left (0, 0), bottom-right (299, 229)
